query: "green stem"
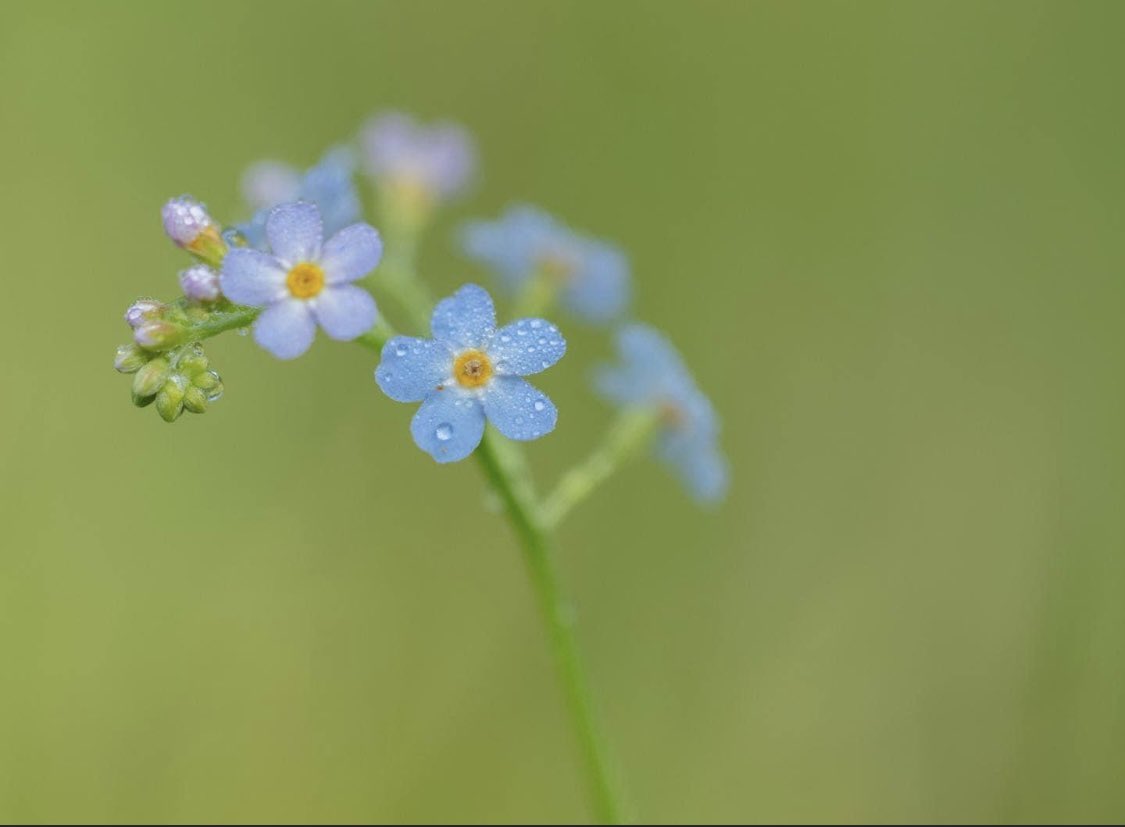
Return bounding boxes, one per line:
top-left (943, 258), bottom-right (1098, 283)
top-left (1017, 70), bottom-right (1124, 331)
top-left (474, 431), bottom-right (624, 824)
top-left (542, 408), bottom-right (661, 530)
top-left (183, 304), bottom-right (260, 342)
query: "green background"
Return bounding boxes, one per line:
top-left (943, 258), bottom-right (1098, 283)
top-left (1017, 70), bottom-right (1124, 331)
top-left (2, 1), bottom-right (1123, 822)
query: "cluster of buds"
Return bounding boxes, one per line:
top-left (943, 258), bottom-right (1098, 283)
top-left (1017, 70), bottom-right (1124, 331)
top-left (114, 342), bottom-right (223, 422)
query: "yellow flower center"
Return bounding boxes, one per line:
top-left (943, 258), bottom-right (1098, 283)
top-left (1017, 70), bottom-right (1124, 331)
top-left (453, 349), bottom-right (494, 389)
top-left (286, 262), bottom-right (325, 299)
top-left (540, 253), bottom-right (574, 282)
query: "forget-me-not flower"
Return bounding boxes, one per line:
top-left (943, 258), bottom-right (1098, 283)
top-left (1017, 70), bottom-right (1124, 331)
top-left (596, 324), bottom-right (728, 502)
top-left (375, 284), bottom-right (565, 463)
top-left (238, 147), bottom-right (362, 249)
top-left (461, 205), bottom-right (630, 324)
top-left (360, 112), bottom-right (476, 207)
top-left (220, 202), bottom-right (382, 360)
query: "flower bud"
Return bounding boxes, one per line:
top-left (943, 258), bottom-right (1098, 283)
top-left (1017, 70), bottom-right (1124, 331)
top-left (179, 264), bottom-right (221, 303)
top-left (134, 320), bottom-right (185, 351)
top-left (113, 343), bottom-right (150, 374)
top-left (192, 369), bottom-right (221, 391)
top-left (132, 357), bottom-right (170, 398)
top-left (131, 390), bottom-right (156, 408)
top-left (155, 376), bottom-right (187, 423)
top-left (183, 385), bottom-right (209, 414)
top-left (124, 299), bottom-right (164, 329)
top-left (161, 196), bottom-right (228, 267)
top-left (177, 344), bottom-right (210, 377)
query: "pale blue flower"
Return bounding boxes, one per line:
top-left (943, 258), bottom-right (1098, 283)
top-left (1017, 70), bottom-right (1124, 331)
top-left (238, 147), bottom-right (362, 249)
top-left (375, 284), bottom-right (565, 463)
top-left (461, 205), bottom-right (630, 324)
top-left (596, 324), bottom-right (728, 502)
top-left (220, 202), bottom-right (382, 360)
top-left (360, 112), bottom-right (475, 202)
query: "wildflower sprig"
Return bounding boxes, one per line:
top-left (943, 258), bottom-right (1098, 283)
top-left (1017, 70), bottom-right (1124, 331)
top-left (112, 112), bottom-right (728, 824)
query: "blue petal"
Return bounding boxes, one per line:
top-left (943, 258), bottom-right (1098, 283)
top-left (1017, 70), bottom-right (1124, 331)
top-left (410, 390), bottom-right (486, 463)
top-left (375, 337), bottom-right (451, 402)
top-left (242, 161), bottom-right (301, 211)
top-left (659, 433), bottom-right (729, 504)
top-left (483, 376), bottom-right (557, 441)
top-left (300, 147), bottom-right (362, 237)
top-left (564, 242), bottom-right (630, 324)
top-left (266, 202), bottom-right (323, 265)
top-left (489, 318), bottom-right (566, 376)
top-left (254, 299), bottom-right (316, 360)
top-left (430, 284), bottom-right (496, 349)
top-left (595, 324), bottom-right (691, 406)
top-left (320, 223), bottom-right (383, 284)
top-left (313, 285), bottom-right (378, 341)
top-left (220, 248), bottom-right (287, 307)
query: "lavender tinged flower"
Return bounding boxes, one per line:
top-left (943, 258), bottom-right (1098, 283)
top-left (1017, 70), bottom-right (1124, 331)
top-left (161, 196), bottom-right (227, 266)
top-left (461, 205), bottom-right (630, 325)
top-left (220, 201), bottom-right (382, 360)
top-left (360, 112), bottom-right (475, 212)
top-left (375, 285), bottom-right (565, 463)
top-left (179, 265), bottom-right (221, 302)
top-left (238, 147), bottom-right (362, 249)
top-left (596, 324), bottom-right (728, 503)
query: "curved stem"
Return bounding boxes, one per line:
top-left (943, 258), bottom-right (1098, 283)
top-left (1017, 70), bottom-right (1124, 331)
top-left (475, 431), bottom-right (624, 824)
top-left (542, 408), bottom-right (661, 530)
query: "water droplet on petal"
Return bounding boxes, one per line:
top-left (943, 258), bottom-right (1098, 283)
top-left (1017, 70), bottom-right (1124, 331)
top-left (534, 400), bottom-right (545, 412)
top-left (436, 423), bottom-right (454, 442)
top-left (395, 345), bottom-right (407, 356)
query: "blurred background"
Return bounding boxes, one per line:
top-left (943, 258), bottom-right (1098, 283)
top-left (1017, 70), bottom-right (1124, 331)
top-left (1, 0), bottom-right (1123, 822)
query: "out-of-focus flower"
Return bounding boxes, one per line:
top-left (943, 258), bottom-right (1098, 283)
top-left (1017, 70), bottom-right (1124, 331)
top-left (360, 112), bottom-right (475, 221)
top-left (596, 324), bottom-right (727, 502)
top-left (220, 201), bottom-right (382, 360)
top-left (375, 284), bottom-right (565, 463)
top-left (461, 205), bottom-right (630, 325)
top-left (238, 147), bottom-right (362, 249)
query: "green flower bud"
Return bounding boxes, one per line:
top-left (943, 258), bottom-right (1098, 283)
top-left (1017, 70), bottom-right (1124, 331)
top-left (178, 345), bottom-right (210, 377)
top-left (131, 390), bottom-right (156, 408)
top-left (114, 343), bottom-right (150, 374)
top-left (192, 369), bottom-right (221, 391)
top-left (132, 357), bottom-right (171, 398)
top-left (183, 385), bottom-right (209, 414)
top-left (155, 376), bottom-right (187, 423)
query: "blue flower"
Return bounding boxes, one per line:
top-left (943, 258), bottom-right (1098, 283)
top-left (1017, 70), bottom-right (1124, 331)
top-left (220, 202), bottom-right (382, 360)
top-left (461, 204), bottom-right (630, 325)
top-left (375, 284), bottom-right (566, 463)
top-left (238, 147), bottom-right (362, 249)
top-left (360, 112), bottom-right (476, 204)
top-left (596, 324), bottom-right (728, 503)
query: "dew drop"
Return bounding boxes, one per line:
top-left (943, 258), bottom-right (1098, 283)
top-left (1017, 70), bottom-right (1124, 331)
top-left (500, 334), bottom-right (512, 344)
top-left (435, 423), bottom-right (454, 442)
top-left (530, 319), bottom-right (543, 329)
top-left (534, 400), bottom-right (546, 412)
top-left (395, 345), bottom-right (407, 356)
